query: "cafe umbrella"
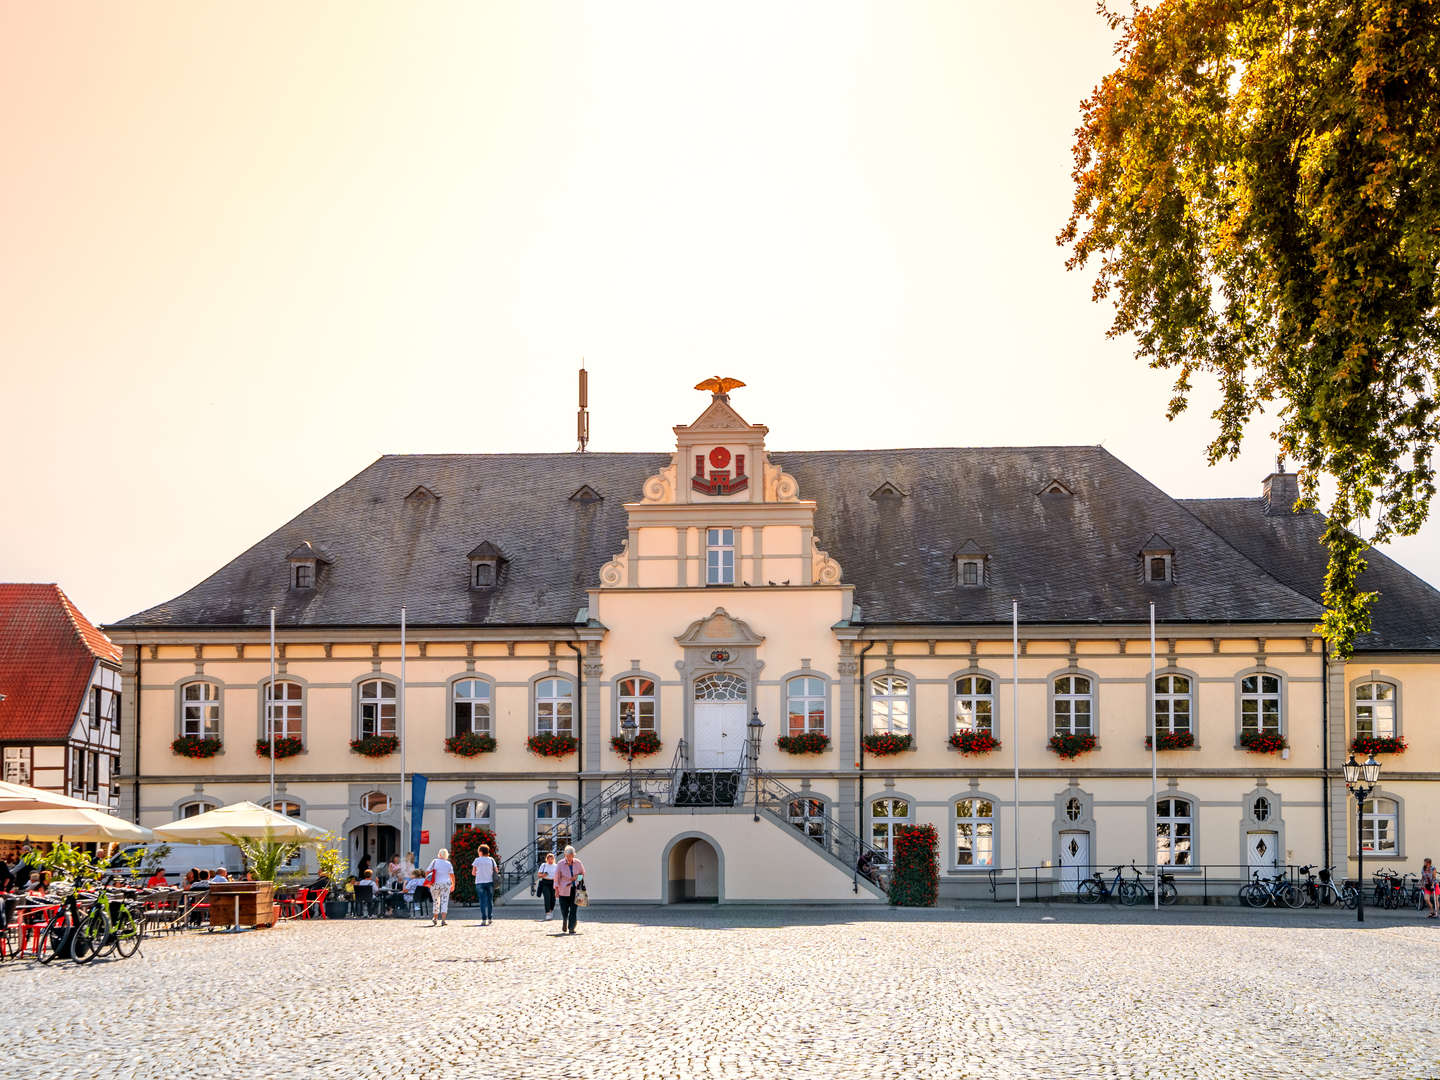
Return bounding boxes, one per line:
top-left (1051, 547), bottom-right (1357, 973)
top-left (0, 780), bottom-right (107, 813)
top-left (0, 806), bottom-right (155, 843)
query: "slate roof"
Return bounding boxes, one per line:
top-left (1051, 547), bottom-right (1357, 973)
top-left (0, 584), bottom-right (119, 741)
top-left (112, 447), bottom-right (1344, 632)
top-left (1182, 498), bottom-right (1440, 652)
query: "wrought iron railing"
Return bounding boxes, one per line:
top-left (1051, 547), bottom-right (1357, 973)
top-left (750, 774), bottom-right (888, 893)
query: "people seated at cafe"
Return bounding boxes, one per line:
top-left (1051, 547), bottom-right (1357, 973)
top-left (146, 869), bottom-right (169, 888)
top-left (352, 871), bottom-right (377, 918)
top-left (212, 866), bottom-right (230, 883)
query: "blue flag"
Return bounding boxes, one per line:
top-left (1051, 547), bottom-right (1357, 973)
top-left (410, 773), bottom-right (428, 858)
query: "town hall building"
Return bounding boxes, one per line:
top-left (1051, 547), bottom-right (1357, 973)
top-left (106, 384), bottom-right (1440, 903)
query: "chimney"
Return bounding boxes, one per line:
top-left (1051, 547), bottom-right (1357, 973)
top-left (1262, 456), bottom-right (1299, 514)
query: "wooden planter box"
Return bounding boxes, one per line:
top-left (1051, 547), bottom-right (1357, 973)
top-left (208, 881), bottom-right (276, 929)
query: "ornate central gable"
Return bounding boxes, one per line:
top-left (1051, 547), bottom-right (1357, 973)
top-left (675, 608), bottom-right (764, 646)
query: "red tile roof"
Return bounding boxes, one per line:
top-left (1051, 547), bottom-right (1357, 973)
top-left (0, 584), bottom-right (120, 741)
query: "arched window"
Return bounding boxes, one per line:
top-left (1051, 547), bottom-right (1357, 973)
top-left (1155, 797), bottom-right (1192, 866)
top-left (870, 797), bottom-right (911, 860)
top-left (1240, 673), bottom-right (1282, 736)
top-left (265, 680), bottom-right (304, 741)
top-left (786, 677), bottom-right (826, 736)
top-left (1353, 682), bottom-right (1396, 738)
top-left (954, 676), bottom-right (993, 733)
top-left (452, 679), bottom-right (492, 737)
top-left (453, 798), bottom-right (491, 832)
top-left (361, 791), bottom-right (391, 814)
top-left (178, 800), bottom-right (213, 819)
top-left (1053, 675), bottom-right (1093, 736)
top-left (180, 682), bottom-right (221, 739)
top-left (535, 677), bottom-right (574, 736)
top-left (1153, 674), bottom-right (1191, 735)
top-left (788, 797), bottom-right (826, 842)
top-left (618, 677), bottom-right (657, 734)
top-left (694, 672), bottom-right (746, 701)
top-left (1065, 797), bottom-right (1083, 822)
top-left (358, 679), bottom-right (397, 739)
top-left (1251, 796), bottom-right (1271, 822)
top-left (1361, 798), bottom-right (1398, 854)
top-left (267, 800), bottom-right (302, 817)
top-left (954, 798), bottom-right (995, 867)
top-left (870, 675), bottom-right (910, 736)
top-left (534, 798), bottom-right (573, 856)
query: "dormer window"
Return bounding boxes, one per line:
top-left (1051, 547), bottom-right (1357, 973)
top-left (286, 542), bottom-right (330, 591)
top-left (467, 541), bottom-right (507, 591)
top-left (1140, 535), bottom-right (1174, 584)
top-left (954, 540), bottom-right (987, 588)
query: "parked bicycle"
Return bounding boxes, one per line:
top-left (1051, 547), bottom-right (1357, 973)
top-left (1293, 864), bottom-right (1358, 909)
top-left (1238, 869), bottom-right (1303, 908)
top-left (1077, 865), bottom-right (1144, 905)
top-left (69, 884), bottom-right (145, 963)
top-left (1119, 862), bottom-right (1179, 906)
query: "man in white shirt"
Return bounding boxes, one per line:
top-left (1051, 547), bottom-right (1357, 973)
top-left (472, 844), bottom-right (499, 926)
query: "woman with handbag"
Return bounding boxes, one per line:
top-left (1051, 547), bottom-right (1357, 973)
top-left (553, 845), bottom-right (586, 935)
top-left (425, 848), bottom-right (456, 926)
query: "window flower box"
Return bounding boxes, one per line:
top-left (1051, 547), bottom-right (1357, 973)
top-left (527, 734), bottom-right (578, 758)
top-left (776, 732), bottom-right (831, 755)
top-left (1240, 731), bottom-right (1288, 754)
top-left (255, 736), bottom-right (304, 759)
top-left (1350, 735), bottom-right (1406, 755)
top-left (173, 736), bottom-right (222, 759)
top-left (349, 734), bottom-right (399, 758)
top-left (444, 732), bottom-right (497, 757)
top-left (610, 731), bottom-right (663, 757)
top-left (949, 730), bottom-right (1001, 755)
top-left (1047, 733), bottom-right (1097, 759)
top-left (1145, 731), bottom-right (1195, 751)
top-left (862, 733), bottom-right (913, 756)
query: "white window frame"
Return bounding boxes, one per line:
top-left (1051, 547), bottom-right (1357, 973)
top-left (451, 678), bottom-right (493, 737)
top-left (953, 675), bottom-right (994, 734)
top-left (264, 679), bottom-right (304, 742)
top-left (1240, 673), bottom-right (1282, 737)
top-left (785, 676), bottom-right (826, 737)
top-left (452, 798), bottom-right (492, 833)
top-left (617, 676), bottom-right (657, 735)
top-left (534, 797), bottom-right (573, 856)
top-left (787, 797), bottom-right (827, 843)
top-left (535, 677), bottom-right (574, 737)
top-left (954, 797), bottom-right (995, 868)
top-left (3, 746), bottom-right (31, 785)
top-left (1155, 796), bottom-right (1193, 867)
top-left (1052, 675), bottom-right (1093, 736)
top-left (869, 796), bottom-right (912, 861)
top-left (358, 679), bottom-right (398, 739)
top-left (1353, 681), bottom-right (1397, 739)
top-left (1153, 674), bottom-right (1192, 735)
top-left (1360, 797), bottom-right (1399, 855)
top-left (869, 674), bottom-right (911, 736)
top-left (180, 681), bottom-right (222, 739)
top-left (705, 527), bottom-right (735, 586)
top-left (178, 799), bottom-right (214, 819)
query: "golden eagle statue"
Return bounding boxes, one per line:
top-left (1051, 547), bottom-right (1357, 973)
top-left (694, 376), bottom-right (746, 395)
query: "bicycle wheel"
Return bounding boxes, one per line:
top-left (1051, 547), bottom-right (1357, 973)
top-left (1281, 883), bottom-right (1307, 909)
top-left (1342, 885), bottom-right (1359, 909)
top-left (35, 908), bottom-right (70, 965)
top-left (1243, 883), bottom-right (1270, 908)
top-left (69, 907), bottom-right (109, 965)
top-left (112, 908), bottom-right (143, 959)
top-left (1075, 879), bottom-right (1102, 904)
top-left (1118, 880), bottom-right (1145, 906)
top-left (1158, 882), bottom-right (1179, 906)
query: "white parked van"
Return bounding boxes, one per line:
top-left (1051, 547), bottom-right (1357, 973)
top-left (107, 842), bottom-right (244, 884)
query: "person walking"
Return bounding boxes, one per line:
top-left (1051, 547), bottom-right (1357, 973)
top-left (553, 846), bottom-right (586, 935)
top-left (535, 852), bottom-right (558, 921)
top-left (426, 848), bottom-right (456, 926)
top-left (472, 844), bottom-right (499, 926)
top-left (1421, 858), bottom-right (1437, 919)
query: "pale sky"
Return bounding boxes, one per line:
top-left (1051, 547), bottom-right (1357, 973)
top-left (2, 2), bottom-right (1435, 626)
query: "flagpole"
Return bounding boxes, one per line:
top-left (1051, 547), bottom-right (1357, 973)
top-left (1013, 599), bottom-right (1020, 907)
top-left (1150, 602), bottom-right (1159, 909)
top-left (268, 607), bottom-right (276, 809)
top-left (400, 607), bottom-right (407, 870)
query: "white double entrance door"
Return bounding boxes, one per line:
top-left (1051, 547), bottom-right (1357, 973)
top-left (693, 702), bottom-right (748, 769)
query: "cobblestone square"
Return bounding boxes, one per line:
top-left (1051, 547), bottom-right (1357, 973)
top-left (5, 903), bottom-right (1437, 1080)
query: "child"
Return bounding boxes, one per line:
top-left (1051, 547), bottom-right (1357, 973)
top-left (403, 869), bottom-right (424, 917)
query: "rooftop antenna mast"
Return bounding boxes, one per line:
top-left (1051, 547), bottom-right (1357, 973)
top-left (577, 361), bottom-right (590, 453)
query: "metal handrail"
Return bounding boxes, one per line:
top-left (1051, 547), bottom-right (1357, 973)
top-left (983, 861), bottom-right (1308, 905)
top-left (751, 774), bottom-right (887, 892)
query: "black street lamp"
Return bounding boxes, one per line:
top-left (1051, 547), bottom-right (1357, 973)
top-left (748, 707), bottom-right (764, 821)
top-left (1342, 752), bottom-right (1382, 923)
top-left (621, 716), bottom-right (638, 823)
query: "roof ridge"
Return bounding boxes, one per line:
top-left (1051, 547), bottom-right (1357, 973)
top-left (53, 585), bottom-right (120, 663)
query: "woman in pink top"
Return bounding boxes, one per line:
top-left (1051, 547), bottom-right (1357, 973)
top-left (553, 846), bottom-right (586, 935)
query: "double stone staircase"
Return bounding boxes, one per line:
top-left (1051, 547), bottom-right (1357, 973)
top-left (495, 740), bottom-right (888, 901)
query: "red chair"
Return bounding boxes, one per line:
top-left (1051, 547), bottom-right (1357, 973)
top-left (307, 887), bottom-right (329, 919)
top-left (276, 888), bottom-right (306, 921)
